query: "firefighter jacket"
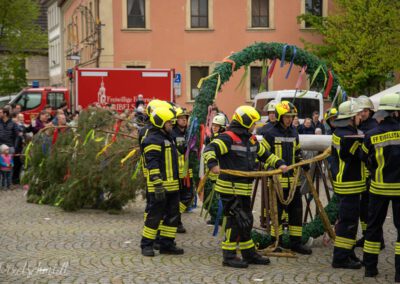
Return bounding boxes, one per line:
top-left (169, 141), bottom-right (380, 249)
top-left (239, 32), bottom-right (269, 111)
top-left (263, 123), bottom-right (302, 188)
top-left (360, 117), bottom-right (400, 196)
top-left (331, 126), bottom-right (366, 195)
top-left (204, 123), bottom-right (285, 196)
top-left (358, 117), bottom-right (378, 178)
top-left (172, 126), bottom-right (193, 179)
top-left (204, 131), bottom-right (222, 181)
top-left (142, 126), bottom-right (180, 192)
top-left (139, 123), bottom-right (152, 178)
top-left (256, 121), bottom-right (276, 136)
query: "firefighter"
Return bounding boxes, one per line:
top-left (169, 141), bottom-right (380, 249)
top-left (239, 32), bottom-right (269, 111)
top-left (324, 107), bottom-right (338, 135)
top-left (263, 101), bottom-right (312, 255)
top-left (256, 100), bottom-right (277, 136)
top-left (203, 113), bottom-right (227, 224)
top-left (140, 106), bottom-right (184, 257)
top-left (204, 105), bottom-right (288, 268)
top-left (355, 96), bottom-right (380, 248)
top-left (331, 99), bottom-right (365, 269)
top-left (172, 107), bottom-right (192, 233)
top-left (361, 93), bottom-right (400, 282)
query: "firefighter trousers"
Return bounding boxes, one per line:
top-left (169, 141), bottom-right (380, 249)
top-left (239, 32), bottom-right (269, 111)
top-left (333, 193), bottom-right (360, 262)
top-left (363, 194), bottom-right (400, 274)
top-left (220, 194), bottom-right (257, 259)
top-left (272, 187), bottom-right (303, 247)
top-left (359, 178), bottom-right (371, 235)
top-left (141, 191), bottom-right (180, 249)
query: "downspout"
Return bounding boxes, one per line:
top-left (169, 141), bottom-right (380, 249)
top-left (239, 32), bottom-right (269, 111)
top-left (95, 0), bottom-right (101, 67)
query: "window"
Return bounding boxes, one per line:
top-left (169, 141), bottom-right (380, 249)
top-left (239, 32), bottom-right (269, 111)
top-left (305, 0), bottom-right (322, 28)
top-left (191, 0), bottom-right (208, 28)
top-left (14, 93), bottom-right (42, 111)
top-left (190, 66), bottom-right (209, 100)
top-left (281, 97), bottom-right (320, 120)
top-left (47, 92), bottom-right (65, 110)
top-left (250, 66), bottom-right (268, 100)
top-left (127, 0), bottom-right (145, 28)
top-left (251, 0), bottom-right (269, 28)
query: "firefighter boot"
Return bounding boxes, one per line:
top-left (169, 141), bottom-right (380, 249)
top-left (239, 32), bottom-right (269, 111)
top-left (241, 247), bottom-right (270, 265)
top-left (222, 250), bottom-right (248, 268)
top-left (332, 257), bottom-right (362, 269)
top-left (141, 246), bottom-right (155, 257)
top-left (355, 237), bottom-right (364, 248)
top-left (159, 245), bottom-right (184, 255)
top-left (291, 244), bottom-right (312, 255)
top-left (395, 273), bottom-right (400, 283)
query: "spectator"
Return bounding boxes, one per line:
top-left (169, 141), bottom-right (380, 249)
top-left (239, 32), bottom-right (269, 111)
top-left (311, 111), bottom-right (326, 134)
top-left (0, 144), bottom-right (13, 190)
top-left (315, 128), bottom-right (323, 135)
top-left (0, 108), bottom-right (20, 153)
top-left (135, 94), bottom-right (145, 108)
top-left (68, 112), bottom-right (80, 128)
top-left (11, 113), bottom-right (25, 184)
top-left (32, 111), bottom-right (49, 134)
top-left (44, 105), bottom-right (53, 122)
top-left (59, 101), bottom-right (71, 121)
top-left (298, 118), bottom-right (315, 135)
top-left (51, 109), bottom-right (64, 126)
top-left (13, 104), bottom-right (22, 114)
top-left (292, 116), bottom-right (300, 130)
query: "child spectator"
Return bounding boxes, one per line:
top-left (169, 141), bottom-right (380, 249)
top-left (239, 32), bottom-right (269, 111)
top-left (0, 144), bottom-right (13, 190)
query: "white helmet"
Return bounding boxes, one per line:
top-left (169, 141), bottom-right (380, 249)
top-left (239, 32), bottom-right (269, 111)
top-left (357, 95), bottom-right (374, 111)
top-left (212, 114), bottom-right (227, 127)
top-left (263, 100), bottom-right (277, 112)
top-left (337, 99), bottom-right (363, 120)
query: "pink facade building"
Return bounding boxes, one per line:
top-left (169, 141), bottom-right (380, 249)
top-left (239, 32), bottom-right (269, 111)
top-left (60, 0), bottom-right (331, 115)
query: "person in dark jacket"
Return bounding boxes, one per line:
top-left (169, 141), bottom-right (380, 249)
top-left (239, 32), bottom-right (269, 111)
top-left (257, 100), bottom-right (277, 136)
top-left (331, 99), bottom-right (365, 270)
top-left (360, 93), bottom-right (400, 282)
top-left (204, 105), bottom-right (288, 268)
top-left (312, 111), bottom-right (326, 134)
top-left (0, 108), bottom-right (20, 152)
top-left (324, 108), bottom-right (338, 135)
top-left (298, 118), bottom-right (315, 135)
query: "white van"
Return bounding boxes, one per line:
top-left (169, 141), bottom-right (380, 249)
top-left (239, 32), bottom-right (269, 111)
top-left (253, 90), bottom-right (324, 124)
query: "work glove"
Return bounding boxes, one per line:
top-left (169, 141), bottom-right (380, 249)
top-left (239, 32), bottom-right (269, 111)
top-left (154, 184), bottom-right (166, 202)
top-left (229, 200), bottom-right (252, 231)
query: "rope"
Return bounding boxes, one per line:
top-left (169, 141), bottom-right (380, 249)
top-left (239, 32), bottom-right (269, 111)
top-left (273, 168), bottom-right (301, 206)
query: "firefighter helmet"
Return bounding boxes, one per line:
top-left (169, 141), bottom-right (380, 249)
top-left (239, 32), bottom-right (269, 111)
top-left (337, 99), bottom-right (363, 119)
top-left (275, 101), bottom-right (297, 121)
top-left (149, 107), bottom-right (176, 128)
top-left (212, 114), bottom-right (227, 127)
top-left (232, 105), bottom-right (260, 128)
top-left (377, 93), bottom-right (400, 111)
top-left (175, 107), bottom-right (190, 118)
top-left (263, 100), bottom-right (277, 113)
top-left (357, 95), bottom-right (375, 110)
top-left (324, 107), bottom-right (338, 121)
top-left (146, 99), bottom-right (172, 116)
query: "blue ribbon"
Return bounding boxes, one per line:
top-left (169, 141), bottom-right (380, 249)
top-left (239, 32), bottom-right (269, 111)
top-left (285, 46), bottom-right (297, 79)
top-left (280, 44), bottom-right (288, 68)
top-left (213, 198), bottom-right (223, 237)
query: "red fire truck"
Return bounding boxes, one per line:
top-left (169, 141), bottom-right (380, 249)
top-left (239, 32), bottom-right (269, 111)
top-left (10, 68), bottom-right (176, 122)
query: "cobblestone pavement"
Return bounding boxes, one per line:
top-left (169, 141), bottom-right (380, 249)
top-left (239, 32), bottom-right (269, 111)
top-left (0, 188), bottom-right (397, 284)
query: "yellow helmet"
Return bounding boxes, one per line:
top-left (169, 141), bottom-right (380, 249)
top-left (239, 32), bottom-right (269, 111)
top-left (146, 99), bottom-right (172, 116)
top-left (149, 107), bottom-right (176, 128)
top-left (175, 107), bottom-right (189, 118)
top-left (275, 101), bottom-right (297, 121)
top-left (324, 107), bottom-right (338, 121)
top-left (232, 105), bottom-right (260, 128)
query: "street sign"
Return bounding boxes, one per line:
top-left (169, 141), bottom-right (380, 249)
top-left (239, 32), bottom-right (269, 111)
top-left (174, 73), bottom-right (181, 84)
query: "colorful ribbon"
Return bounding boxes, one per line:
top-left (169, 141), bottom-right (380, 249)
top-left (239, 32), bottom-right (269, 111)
top-left (323, 70), bottom-right (334, 98)
top-left (120, 149), bottom-right (137, 165)
top-left (285, 46), bottom-right (297, 79)
top-left (197, 72), bottom-right (221, 99)
top-left (280, 44), bottom-right (288, 67)
top-left (268, 58), bottom-right (277, 78)
top-left (222, 56), bottom-right (236, 73)
top-left (295, 65), bottom-right (307, 89)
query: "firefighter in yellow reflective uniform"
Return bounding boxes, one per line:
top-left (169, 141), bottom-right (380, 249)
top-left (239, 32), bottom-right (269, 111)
top-left (331, 99), bottom-right (365, 269)
top-left (140, 106), bottom-right (184, 257)
top-left (263, 101), bottom-right (312, 255)
top-left (360, 93), bottom-right (400, 282)
top-left (172, 107), bottom-right (193, 233)
top-left (204, 105), bottom-right (288, 268)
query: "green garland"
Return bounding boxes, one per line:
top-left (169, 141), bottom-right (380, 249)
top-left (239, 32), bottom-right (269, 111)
top-left (190, 42), bottom-right (340, 244)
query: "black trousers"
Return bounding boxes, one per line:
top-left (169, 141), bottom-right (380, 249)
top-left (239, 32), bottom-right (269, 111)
top-left (274, 188), bottom-right (303, 247)
top-left (220, 194), bottom-right (256, 259)
top-left (359, 178), bottom-right (371, 235)
top-left (363, 194), bottom-right (400, 274)
top-left (141, 191), bottom-right (180, 249)
top-left (333, 193), bottom-right (361, 262)
top-left (12, 156), bottom-right (22, 184)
